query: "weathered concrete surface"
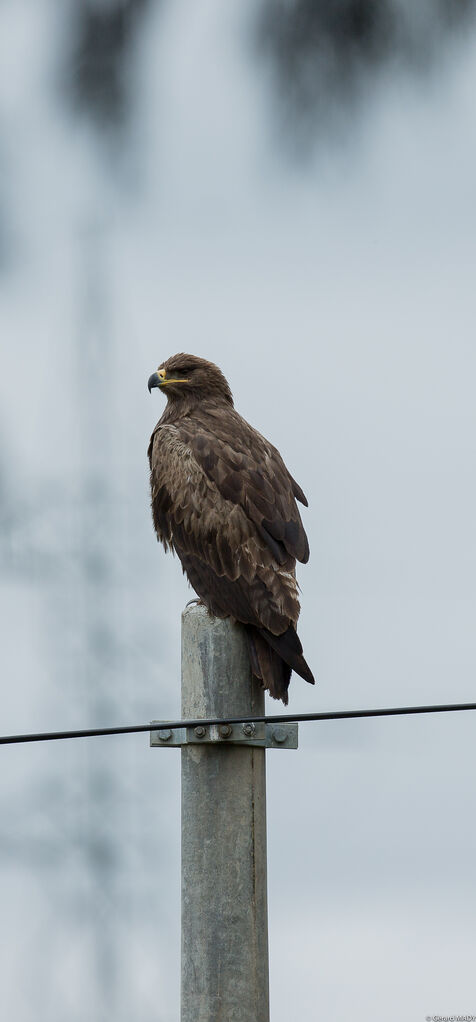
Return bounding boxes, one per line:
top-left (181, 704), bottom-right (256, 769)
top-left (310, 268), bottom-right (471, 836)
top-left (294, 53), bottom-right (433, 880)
top-left (181, 605), bottom-right (269, 1022)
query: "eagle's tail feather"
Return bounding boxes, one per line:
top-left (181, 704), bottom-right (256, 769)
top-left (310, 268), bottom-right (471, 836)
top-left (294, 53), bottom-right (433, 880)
top-left (246, 624), bottom-right (314, 704)
top-left (258, 624), bottom-right (315, 688)
top-left (245, 628), bottom-right (292, 705)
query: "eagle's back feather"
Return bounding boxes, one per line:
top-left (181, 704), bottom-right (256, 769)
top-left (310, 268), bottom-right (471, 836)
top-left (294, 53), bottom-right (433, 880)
top-left (148, 388), bottom-right (314, 702)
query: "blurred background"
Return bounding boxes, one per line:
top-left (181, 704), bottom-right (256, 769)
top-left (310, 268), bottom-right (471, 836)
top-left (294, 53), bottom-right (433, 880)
top-left (1, 1), bottom-right (476, 1019)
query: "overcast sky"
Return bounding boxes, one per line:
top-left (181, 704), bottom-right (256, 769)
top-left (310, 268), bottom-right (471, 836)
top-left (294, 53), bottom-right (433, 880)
top-left (0, 2), bottom-right (475, 1020)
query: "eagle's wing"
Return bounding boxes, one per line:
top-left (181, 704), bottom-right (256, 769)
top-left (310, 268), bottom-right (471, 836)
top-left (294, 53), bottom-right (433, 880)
top-left (148, 416), bottom-right (304, 637)
top-left (148, 407), bottom-right (315, 699)
top-left (177, 406), bottom-right (310, 566)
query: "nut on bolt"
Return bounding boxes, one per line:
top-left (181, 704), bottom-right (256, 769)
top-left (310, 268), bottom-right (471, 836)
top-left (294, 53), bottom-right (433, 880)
top-left (273, 726), bottom-right (287, 744)
top-left (194, 725), bottom-right (206, 739)
top-left (218, 723), bottom-right (232, 739)
top-left (242, 723), bottom-right (255, 737)
top-left (157, 728), bottom-right (172, 742)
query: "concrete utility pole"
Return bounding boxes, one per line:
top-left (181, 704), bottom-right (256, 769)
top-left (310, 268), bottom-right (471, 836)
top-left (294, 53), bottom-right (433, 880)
top-left (181, 604), bottom-right (269, 1022)
top-left (151, 603), bottom-right (298, 1021)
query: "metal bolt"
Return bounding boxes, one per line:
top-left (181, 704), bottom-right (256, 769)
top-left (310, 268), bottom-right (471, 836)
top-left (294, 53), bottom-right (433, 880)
top-left (273, 726), bottom-right (287, 744)
top-left (157, 728), bottom-right (172, 742)
top-left (242, 723), bottom-right (255, 737)
top-left (218, 723), bottom-right (232, 739)
top-left (194, 726), bottom-right (206, 739)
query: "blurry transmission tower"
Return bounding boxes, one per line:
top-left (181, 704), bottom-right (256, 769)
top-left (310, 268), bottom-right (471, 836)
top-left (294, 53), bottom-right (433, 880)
top-left (72, 218), bottom-right (125, 1021)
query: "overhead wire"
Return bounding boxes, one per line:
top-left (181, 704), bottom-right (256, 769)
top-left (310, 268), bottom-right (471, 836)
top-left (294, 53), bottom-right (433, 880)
top-left (1, 700), bottom-right (476, 745)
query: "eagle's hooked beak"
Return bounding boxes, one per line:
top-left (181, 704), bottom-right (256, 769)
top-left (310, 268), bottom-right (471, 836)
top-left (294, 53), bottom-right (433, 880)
top-left (148, 367), bottom-right (190, 392)
top-left (148, 368), bottom-right (166, 393)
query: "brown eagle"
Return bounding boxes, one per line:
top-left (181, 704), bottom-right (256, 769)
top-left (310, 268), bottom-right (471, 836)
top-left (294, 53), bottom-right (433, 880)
top-left (147, 353), bottom-right (314, 704)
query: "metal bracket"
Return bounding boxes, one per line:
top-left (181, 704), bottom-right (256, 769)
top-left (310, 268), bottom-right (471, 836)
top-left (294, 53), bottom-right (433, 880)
top-left (150, 721), bottom-right (298, 749)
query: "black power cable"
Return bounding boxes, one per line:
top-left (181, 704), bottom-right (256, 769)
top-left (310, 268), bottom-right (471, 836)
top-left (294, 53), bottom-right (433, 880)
top-left (1, 700), bottom-right (476, 746)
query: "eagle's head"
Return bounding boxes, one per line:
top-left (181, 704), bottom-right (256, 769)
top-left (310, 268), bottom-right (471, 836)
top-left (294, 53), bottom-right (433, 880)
top-left (148, 353), bottom-right (233, 405)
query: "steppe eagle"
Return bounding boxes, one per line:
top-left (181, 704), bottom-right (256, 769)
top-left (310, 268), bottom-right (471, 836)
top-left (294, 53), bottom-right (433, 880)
top-left (148, 353), bottom-right (314, 704)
